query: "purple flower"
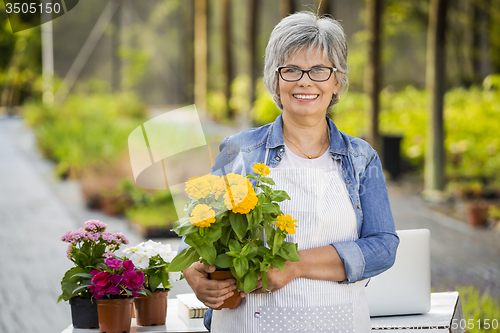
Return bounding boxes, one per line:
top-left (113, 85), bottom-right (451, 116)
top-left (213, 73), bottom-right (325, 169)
top-left (66, 245), bottom-right (72, 259)
top-left (103, 251), bottom-right (114, 259)
top-left (122, 260), bottom-right (135, 272)
top-left (123, 270), bottom-right (145, 291)
top-left (105, 257), bottom-right (123, 270)
top-left (115, 232), bottom-right (129, 245)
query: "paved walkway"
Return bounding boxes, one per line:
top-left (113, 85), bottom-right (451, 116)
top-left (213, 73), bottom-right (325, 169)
top-left (0, 116), bottom-right (498, 332)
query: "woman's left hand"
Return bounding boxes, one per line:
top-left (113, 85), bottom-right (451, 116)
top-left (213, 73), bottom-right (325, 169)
top-left (240, 261), bottom-right (299, 297)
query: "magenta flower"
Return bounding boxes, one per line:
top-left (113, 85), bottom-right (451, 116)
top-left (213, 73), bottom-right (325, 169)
top-left (122, 260), bottom-right (135, 272)
top-left (105, 258), bottom-right (123, 270)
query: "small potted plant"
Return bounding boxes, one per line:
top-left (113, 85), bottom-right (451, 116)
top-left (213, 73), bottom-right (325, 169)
top-left (121, 240), bottom-right (182, 326)
top-left (169, 163), bottom-right (301, 309)
top-left (85, 257), bottom-right (146, 333)
top-left (58, 220), bottom-right (129, 329)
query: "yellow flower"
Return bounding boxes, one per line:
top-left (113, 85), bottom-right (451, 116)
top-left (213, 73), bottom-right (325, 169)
top-left (203, 174), bottom-right (221, 189)
top-left (252, 163), bottom-right (270, 177)
top-left (276, 214), bottom-right (298, 234)
top-left (190, 204), bottom-right (216, 228)
top-left (224, 173), bottom-right (248, 187)
top-left (224, 182), bottom-right (258, 214)
top-left (185, 177), bottom-right (211, 199)
top-left (211, 178), bottom-right (227, 198)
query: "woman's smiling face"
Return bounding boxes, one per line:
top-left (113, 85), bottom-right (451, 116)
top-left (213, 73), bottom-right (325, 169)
top-left (278, 47), bottom-right (338, 120)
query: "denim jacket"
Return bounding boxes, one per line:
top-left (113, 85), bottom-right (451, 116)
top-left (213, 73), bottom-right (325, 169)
top-left (180, 114), bottom-right (399, 330)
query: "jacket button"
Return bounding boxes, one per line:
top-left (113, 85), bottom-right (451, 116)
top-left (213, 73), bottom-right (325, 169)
top-left (356, 205), bottom-right (361, 209)
top-left (346, 181), bottom-right (351, 185)
top-left (275, 157), bottom-right (280, 161)
top-left (279, 148), bottom-right (284, 152)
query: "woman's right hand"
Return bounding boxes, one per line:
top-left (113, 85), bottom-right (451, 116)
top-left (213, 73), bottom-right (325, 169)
top-left (182, 262), bottom-right (238, 309)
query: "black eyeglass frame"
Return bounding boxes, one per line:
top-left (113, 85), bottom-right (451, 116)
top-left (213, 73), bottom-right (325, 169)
top-left (276, 66), bottom-right (337, 82)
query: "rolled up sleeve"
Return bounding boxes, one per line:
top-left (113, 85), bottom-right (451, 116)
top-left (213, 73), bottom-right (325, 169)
top-left (332, 152), bottom-right (399, 284)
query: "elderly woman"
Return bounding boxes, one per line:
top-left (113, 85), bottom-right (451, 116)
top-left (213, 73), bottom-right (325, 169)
top-left (181, 11), bottom-right (399, 332)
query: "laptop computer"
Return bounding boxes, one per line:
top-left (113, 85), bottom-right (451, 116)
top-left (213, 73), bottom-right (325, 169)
top-left (365, 229), bottom-right (431, 316)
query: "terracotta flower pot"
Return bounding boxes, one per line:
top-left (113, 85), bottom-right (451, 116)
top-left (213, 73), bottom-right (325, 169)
top-left (208, 271), bottom-right (242, 310)
top-left (466, 202), bottom-right (489, 227)
top-left (69, 297), bottom-right (99, 329)
top-left (96, 298), bottom-right (134, 333)
top-left (134, 290), bottom-right (169, 326)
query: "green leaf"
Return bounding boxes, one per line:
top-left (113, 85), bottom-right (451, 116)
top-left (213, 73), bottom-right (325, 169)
top-left (270, 256), bottom-right (286, 270)
top-left (229, 239), bottom-right (242, 252)
top-left (272, 232), bottom-right (286, 255)
top-left (168, 247), bottom-right (200, 272)
top-left (246, 174), bottom-right (258, 180)
top-left (214, 254), bottom-right (233, 268)
top-left (246, 211), bottom-right (254, 229)
top-left (261, 271), bottom-right (269, 291)
top-left (277, 242), bottom-right (301, 262)
top-left (230, 213), bottom-right (248, 240)
top-left (185, 232), bottom-right (206, 248)
top-left (240, 243), bottom-right (251, 257)
top-left (270, 190), bottom-right (291, 202)
top-left (149, 274), bottom-right (161, 292)
top-left (71, 273), bottom-right (92, 279)
top-left (197, 243), bottom-right (217, 266)
top-left (205, 227), bottom-right (222, 243)
top-left (259, 177), bottom-right (275, 185)
top-left (172, 216), bottom-right (197, 236)
top-left (220, 226), bottom-right (231, 246)
top-left (257, 184), bottom-right (272, 195)
top-left (243, 270), bottom-right (259, 294)
top-left (233, 257), bottom-right (249, 280)
top-left (264, 223), bottom-right (275, 248)
top-left (262, 203), bottom-right (280, 215)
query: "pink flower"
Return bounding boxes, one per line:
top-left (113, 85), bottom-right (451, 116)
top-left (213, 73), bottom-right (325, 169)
top-left (123, 270), bottom-right (145, 291)
top-left (115, 232), bottom-right (129, 245)
top-left (105, 258), bottom-right (123, 270)
top-left (84, 220), bottom-right (107, 232)
top-left (122, 260), bottom-right (135, 272)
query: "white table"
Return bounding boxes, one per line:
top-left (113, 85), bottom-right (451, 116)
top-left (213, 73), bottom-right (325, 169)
top-left (62, 292), bottom-right (464, 333)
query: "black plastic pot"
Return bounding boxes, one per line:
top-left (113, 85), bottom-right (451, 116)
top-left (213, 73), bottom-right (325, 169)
top-left (69, 297), bottom-right (99, 329)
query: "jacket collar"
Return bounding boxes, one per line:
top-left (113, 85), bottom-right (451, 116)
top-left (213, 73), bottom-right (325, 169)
top-left (266, 114), bottom-right (347, 156)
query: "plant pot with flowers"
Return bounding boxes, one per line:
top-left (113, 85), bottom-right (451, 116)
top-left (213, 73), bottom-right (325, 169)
top-left (82, 257), bottom-right (146, 333)
top-left (121, 240), bottom-right (182, 326)
top-left (169, 163), bottom-right (301, 310)
top-left (57, 220), bottom-right (129, 329)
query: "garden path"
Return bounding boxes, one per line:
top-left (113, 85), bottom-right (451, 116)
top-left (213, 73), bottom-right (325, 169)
top-left (0, 116), bottom-right (498, 333)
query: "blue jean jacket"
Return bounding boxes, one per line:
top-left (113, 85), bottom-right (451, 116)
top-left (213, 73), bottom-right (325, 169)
top-left (179, 114), bottom-right (399, 331)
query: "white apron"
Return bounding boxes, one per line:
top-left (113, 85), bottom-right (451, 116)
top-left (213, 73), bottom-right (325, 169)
top-left (212, 166), bottom-right (371, 332)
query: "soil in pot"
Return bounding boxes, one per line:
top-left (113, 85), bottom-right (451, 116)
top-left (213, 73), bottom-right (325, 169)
top-left (96, 298), bottom-right (134, 333)
top-left (69, 297), bottom-right (99, 329)
top-left (134, 290), bottom-right (169, 326)
top-left (208, 271), bottom-right (242, 310)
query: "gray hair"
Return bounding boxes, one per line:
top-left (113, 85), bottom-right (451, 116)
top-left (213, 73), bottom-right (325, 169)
top-left (263, 11), bottom-right (348, 110)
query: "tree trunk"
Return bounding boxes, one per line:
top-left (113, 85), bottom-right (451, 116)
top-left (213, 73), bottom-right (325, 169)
top-left (182, 0), bottom-right (195, 104)
top-left (364, 0), bottom-right (383, 155)
top-left (194, 0), bottom-right (207, 112)
top-left (472, 1), bottom-right (491, 83)
top-left (424, 0), bottom-right (448, 197)
top-left (222, 0), bottom-right (234, 118)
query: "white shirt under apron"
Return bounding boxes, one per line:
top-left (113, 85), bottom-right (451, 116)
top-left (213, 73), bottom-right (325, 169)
top-left (211, 144), bottom-right (371, 333)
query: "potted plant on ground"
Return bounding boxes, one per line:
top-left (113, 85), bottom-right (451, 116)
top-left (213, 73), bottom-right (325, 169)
top-left (58, 220), bottom-right (129, 329)
top-left (169, 163), bottom-right (301, 309)
top-left (86, 257), bottom-right (146, 333)
top-left (121, 240), bottom-right (182, 326)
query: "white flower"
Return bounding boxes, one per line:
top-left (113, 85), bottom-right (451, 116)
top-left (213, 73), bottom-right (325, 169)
top-left (169, 271), bottom-right (182, 282)
top-left (129, 252), bottom-right (149, 269)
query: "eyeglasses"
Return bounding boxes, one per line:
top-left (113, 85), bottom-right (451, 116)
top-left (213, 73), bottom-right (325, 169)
top-left (276, 66), bottom-right (337, 82)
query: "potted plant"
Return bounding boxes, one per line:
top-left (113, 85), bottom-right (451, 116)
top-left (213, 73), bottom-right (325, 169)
top-left (169, 163), bottom-right (301, 309)
top-left (58, 220), bottom-right (129, 329)
top-left (85, 257), bottom-right (146, 333)
top-left (121, 240), bottom-right (182, 326)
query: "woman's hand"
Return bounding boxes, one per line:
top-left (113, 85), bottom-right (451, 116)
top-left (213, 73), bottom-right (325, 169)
top-left (240, 260), bottom-right (299, 297)
top-left (183, 262), bottom-right (238, 309)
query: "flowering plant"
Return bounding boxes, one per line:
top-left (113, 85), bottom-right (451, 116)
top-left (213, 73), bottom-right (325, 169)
top-left (57, 220), bottom-right (129, 302)
top-left (121, 240), bottom-right (182, 292)
top-left (86, 257), bottom-right (146, 299)
top-left (169, 163), bottom-right (301, 293)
